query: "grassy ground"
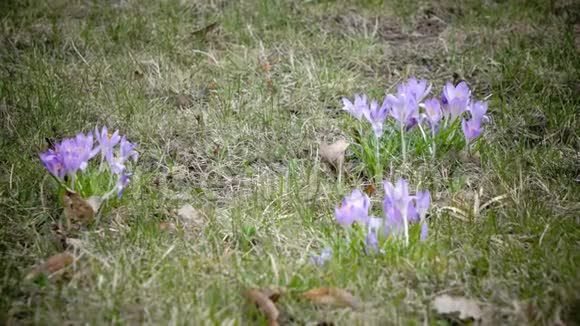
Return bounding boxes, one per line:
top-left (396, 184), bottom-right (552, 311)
top-left (1, 0), bottom-right (579, 324)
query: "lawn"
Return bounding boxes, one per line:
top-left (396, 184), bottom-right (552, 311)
top-left (1, 0), bottom-right (579, 324)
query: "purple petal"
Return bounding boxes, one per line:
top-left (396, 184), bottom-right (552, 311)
top-left (116, 173), bottom-right (131, 199)
top-left (365, 231), bottom-right (379, 253)
top-left (335, 189), bottom-right (371, 226)
top-left (424, 98), bottom-right (442, 125)
top-left (311, 247), bottom-right (333, 266)
top-left (407, 202), bottom-right (419, 223)
top-left (462, 118), bottom-right (484, 141)
top-left (416, 190), bottom-right (431, 220)
top-left (420, 222), bottom-right (428, 241)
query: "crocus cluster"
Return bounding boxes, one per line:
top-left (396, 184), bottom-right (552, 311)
top-left (39, 126), bottom-right (138, 199)
top-left (335, 179), bottom-right (430, 250)
top-left (342, 78), bottom-right (489, 144)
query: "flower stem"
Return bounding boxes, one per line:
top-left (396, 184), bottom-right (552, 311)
top-left (375, 137), bottom-right (381, 181)
top-left (466, 138), bottom-right (472, 156)
top-left (99, 155), bottom-right (104, 172)
top-left (70, 174), bottom-right (76, 191)
top-left (375, 137), bottom-right (380, 163)
top-left (400, 123), bottom-right (406, 165)
top-left (417, 123), bottom-right (430, 156)
top-left (402, 209), bottom-right (409, 247)
top-left (431, 128), bottom-right (437, 159)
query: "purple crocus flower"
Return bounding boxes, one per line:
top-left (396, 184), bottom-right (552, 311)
top-left (363, 98), bottom-right (389, 138)
top-left (39, 149), bottom-right (66, 179)
top-left (469, 100), bottom-right (489, 123)
top-left (383, 181), bottom-right (412, 235)
top-left (383, 179), bottom-right (412, 214)
top-left (407, 201), bottom-right (420, 223)
top-left (119, 136), bottom-right (138, 162)
top-left (55, 138), bottom-right (84, 175)
top-left (397, 77), bottom-right (432, 103)
top-left (415, 190), bottom-right (430, 221)
top-left (74, 132), bottom-right (99, 171)
top-left (420, 222), bottom-right (428, 241)
top-left (441, 82), bottom-right (471, 122)
top-left (461, 118), bottom-right (484, 141)
top-left (311, 247), bottom-right (333, 266)
top-left (422, 98), bottom-right (442, 128)
top-left (334, 189), bottom-right (370, 226)
top-left (106, 136), bottom-right (138, 174)
top-left (342, 94), bottom-right (368, 120)
top-left (384, 178), bottom-right (419, 245)
top-left (441, 81), bottom-right (471, 105)
top-left (386, 92), bottom-right (419, 128)
top-left (116, 173), bottom-right (131, 199)
top-left (447, 97), bottom-right (470, 122)
top-left (95, 126), bottom-right (121, 159)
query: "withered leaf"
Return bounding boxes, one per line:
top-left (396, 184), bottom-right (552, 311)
top-left (300, 287), bottom-right (359, 309)
top-left (432, 295), bottom-right (483, 321)
top-left (262, 286), bottom-right (286, 303)
top-left (25, 252), bottom-right (74, 280)
top-left (363, 183), bottom-right (377, 196)
top-left (158, 221), bottom-right (177, 232)
top-left (243, 288), bottom-right (279, 326)
top-left (63, 190), bottom-right (100, 228)
top-left (320, 139), bottom-right (349, 170)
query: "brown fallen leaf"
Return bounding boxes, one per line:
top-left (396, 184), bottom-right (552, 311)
top-left (262, 286), bottom-right (286, 303)
top-left (63, 190), bottom-right (100, 229)
top-left (243, 288), bottom-right (279, 326)
top-left (300, 287), bottom-right (359, 309)
top-left (363, 183), bottom-right (377, 196)
top-left (432, 294), bottom-right (482, 321)
top-left (25, 252), bottom-right (74, 281)
top-left (158, 221), bottom-right (177, 232)
top-left (177, 204), bottom-right (204, 228)
top-left (320, 139), bottom-right (349, 170)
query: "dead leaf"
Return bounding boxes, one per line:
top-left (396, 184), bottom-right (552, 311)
top-left (63, 190), bottom-right (100, 228)
top-left (300, 287), bottom-right (359, 309)
top-left (86, 196), bottom-right (102, 212)
top-left (432, 295), bottom-right (482, 321)
top-left (320, 140), bottom-right (349, 170)
top-left (363, 183), bottom-right (377, 196)
top-left (158, 221), bottom-right (177, 231)
top-left (243, 288), bottom-right (279, 326)
top-left (177, 204), bottom-right (204, 228)
top-left (25, 252), bottom-right (74, 280)
top-left (262, 286), bottom-right (286, 303)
